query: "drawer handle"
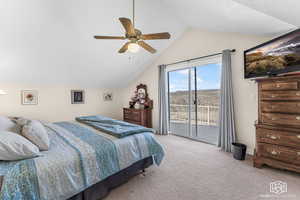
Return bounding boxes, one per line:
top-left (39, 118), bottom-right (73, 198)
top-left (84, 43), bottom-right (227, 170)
top-left (267, 135), bottom-right (278, 140)
top-left (271, 117), bottom-right (277, 121)
top-left (271, 150), bottom-right (279, 155)
top-left (297, 135), bottom-right (300, 139)
top-left (276, 84), bottom-right (281, 88)
top-left (296, 116), bottom-right (300, 120)
top-left (271, 95), bottom-right (276, 98)
top-left (296, 92), bottom-right (300, 96)
top-left (298, 152), bottom-right (300, 156)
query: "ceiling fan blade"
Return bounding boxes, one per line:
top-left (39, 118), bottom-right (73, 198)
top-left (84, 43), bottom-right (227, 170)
top-left (94, 36), bottom-right (125, 40)
top-left (137, 41), bottom-right (156, 54)
top-left (140, 32), bottom-right (171, 40)
top-left (119, 18), bottom-right (135, 35)
top-left (118, 42), bottom-right (131, 53)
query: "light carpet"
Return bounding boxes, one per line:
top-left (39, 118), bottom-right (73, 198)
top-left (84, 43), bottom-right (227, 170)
top-left (105, 135), bottom-right (300, 200)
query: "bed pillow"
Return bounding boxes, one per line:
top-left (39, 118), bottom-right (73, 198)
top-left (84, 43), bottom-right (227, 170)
top-left (15, 117), bottom-right (30, 126)
top-left (0, 131), bottom-right (40, 161)
top-left (22, 120), bottom-right (50, 151)
top-left (0, 116), bottom-right (21, 134)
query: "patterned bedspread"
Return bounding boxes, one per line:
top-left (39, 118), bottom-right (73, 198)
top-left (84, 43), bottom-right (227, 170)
top-left (0, 121), bottom-right (164, 200)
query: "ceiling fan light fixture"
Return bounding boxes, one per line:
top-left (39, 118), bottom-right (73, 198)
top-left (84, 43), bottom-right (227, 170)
top-left (93, 0), bottom-right (170, 54)
top-left (128, 42), bottom-right (140, 53)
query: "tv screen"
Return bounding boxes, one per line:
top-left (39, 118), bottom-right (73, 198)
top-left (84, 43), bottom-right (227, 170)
top-left (244, 29), bottom-right (300, 79)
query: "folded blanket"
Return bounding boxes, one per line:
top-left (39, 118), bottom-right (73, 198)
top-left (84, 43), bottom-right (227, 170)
top-left (76, 115), bottom-right (155, 138)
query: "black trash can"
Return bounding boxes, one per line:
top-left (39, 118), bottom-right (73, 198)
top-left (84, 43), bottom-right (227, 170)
top-left (232, 143), bottom-right (247, 160)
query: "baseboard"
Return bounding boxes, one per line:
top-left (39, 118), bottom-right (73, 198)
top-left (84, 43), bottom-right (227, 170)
top-left (247, 147), bottom-right (254, 156)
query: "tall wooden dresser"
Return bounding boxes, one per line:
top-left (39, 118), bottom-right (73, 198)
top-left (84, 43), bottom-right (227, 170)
top-left (123, 108), bottom-right (152, 128)
top-left (254, 75), bottom-right (300, 173)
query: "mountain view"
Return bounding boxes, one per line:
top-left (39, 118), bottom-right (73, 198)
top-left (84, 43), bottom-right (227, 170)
top-left (169, 89), bottom-right (220, 106)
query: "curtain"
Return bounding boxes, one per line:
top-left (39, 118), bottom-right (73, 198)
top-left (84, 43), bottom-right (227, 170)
top-left (158, 64), bottom-right (169, 135)
top-left (218, 49), bottom-right (236, 152)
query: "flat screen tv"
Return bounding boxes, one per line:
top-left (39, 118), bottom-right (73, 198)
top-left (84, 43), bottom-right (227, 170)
top-left (244, 29), bottom-right (300, 79)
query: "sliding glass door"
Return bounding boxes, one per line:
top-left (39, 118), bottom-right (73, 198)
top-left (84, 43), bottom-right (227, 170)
top-left (168, 62), bottom-right (221, 145)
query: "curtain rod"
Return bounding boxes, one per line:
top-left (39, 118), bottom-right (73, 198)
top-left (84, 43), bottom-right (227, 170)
top-left (165, 49), bottom-right (236, 66)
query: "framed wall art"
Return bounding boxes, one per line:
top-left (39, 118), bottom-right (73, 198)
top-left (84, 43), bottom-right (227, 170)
top-left (71, 90), bottom-right (85, 104)
top-left (103, 92), bottom-right (113, 101)
top-left (22, 90), bottom-right (38, 105)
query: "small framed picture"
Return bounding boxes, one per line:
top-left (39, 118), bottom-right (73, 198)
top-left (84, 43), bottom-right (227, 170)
top-left (22, 90), bottom-right (38, 105)
top-left (103, 92), bottom-right (113, 101)
top-left (71, 90), bottom-right (85, 104)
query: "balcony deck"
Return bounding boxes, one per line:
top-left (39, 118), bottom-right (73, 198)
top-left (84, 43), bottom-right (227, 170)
top-left (170, 122), bottom-right (219, 145)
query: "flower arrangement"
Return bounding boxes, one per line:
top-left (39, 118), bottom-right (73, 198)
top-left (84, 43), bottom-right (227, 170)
top-left (129, 84), bottom-right (151, 109)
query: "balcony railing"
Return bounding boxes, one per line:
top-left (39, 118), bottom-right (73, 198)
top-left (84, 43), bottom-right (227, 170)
top-left (170, 104), bottom-right (219, 126)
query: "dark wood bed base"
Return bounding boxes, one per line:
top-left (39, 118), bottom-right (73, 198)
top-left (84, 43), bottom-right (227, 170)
top-left (68, 157), bottom-right (153, 200)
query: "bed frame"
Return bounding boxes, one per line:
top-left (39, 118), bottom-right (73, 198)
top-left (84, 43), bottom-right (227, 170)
top-left (68, 157), bottom-right (153, 200)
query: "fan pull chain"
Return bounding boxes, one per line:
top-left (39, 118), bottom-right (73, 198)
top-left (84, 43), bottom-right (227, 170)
top-left (133, 0), bottom-right (135, 28)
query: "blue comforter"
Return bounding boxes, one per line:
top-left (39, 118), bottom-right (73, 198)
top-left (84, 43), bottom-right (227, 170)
top-left (76, 115), bottom-right (155, 138)
top-left (0, 121), bottom-right (164, 200)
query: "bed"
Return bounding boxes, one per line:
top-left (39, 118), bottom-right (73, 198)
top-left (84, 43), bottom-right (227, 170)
top-left (0, 116), bottom-right (164, 200)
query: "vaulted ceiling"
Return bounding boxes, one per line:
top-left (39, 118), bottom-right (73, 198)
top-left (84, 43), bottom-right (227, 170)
top-left (0, 0), bottom-right (298, 88)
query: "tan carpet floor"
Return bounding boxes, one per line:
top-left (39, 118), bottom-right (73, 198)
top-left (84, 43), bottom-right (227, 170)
top-left (105, 135), bottom-right (300, 200)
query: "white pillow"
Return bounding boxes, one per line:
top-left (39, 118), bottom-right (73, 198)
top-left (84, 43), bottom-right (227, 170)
top-left (22, 120), bottom-right (50, 151)
top-left (15, 117), bottom-right (30, 126)
top-left (0, 131), bottom-right (40, 161)
top-left (0, 116), bottom-right (20, 134)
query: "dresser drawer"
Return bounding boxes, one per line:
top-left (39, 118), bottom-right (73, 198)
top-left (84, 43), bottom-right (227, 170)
top-left (261, 113), bottom-right (300, 126)
top-left (257, 127), bottom-right (300, 149)
top-left (124, 119), bottom-right (142, 126)
top-left (261, 81), bottom-right (298, 91)
top-left (261, 91), bottom-right (300, 101)
top-left (261, 101), bottom-right (300, 114)
top-left (124, 108), bottom-right (140, 115)
top-left (124, 112), bottom-right (141, 121)
top-left (257, 143), bottom-right (300, 165)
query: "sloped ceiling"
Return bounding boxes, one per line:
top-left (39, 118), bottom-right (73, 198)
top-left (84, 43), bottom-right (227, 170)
top-left (232, 0), bottom-right (300, 28)
top-left (161, 0), bottom-right (296, 36)
top-left (0, 0), bottom-right (298, 88)
top-left (0, 0), bottom-right (185, 88)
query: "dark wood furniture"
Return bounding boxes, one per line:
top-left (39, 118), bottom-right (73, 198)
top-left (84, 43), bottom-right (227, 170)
top-left (254, 75), bottom-right (300, 173)
top-left (123, 108), bottom-right (152, 128)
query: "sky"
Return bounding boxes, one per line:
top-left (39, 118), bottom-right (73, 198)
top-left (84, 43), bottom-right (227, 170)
top-left (169, 63), bottom-right (221, 92)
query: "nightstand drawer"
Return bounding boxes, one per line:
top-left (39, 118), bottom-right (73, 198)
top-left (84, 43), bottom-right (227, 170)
top-left (257, 143), bottom-right (300, 165)
top-left (261, 81), bottom-right (298, 91)
top-left (256, 127), bottom-right (300, 149)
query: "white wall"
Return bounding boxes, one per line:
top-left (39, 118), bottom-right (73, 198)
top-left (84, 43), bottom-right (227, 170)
top-left (121, 29), bottom-right (271, 154)
top-left (0, 84), bottom-right (123, 122)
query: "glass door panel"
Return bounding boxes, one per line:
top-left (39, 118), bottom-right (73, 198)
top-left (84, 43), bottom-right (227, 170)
top-left (193, 63), bottom-right (221, 144)
top-left (169, 69), bottom-right (190, 138)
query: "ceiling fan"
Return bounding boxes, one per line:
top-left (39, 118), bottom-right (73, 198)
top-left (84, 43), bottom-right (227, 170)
top-left (94, 0), bottom-right (171, 54)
